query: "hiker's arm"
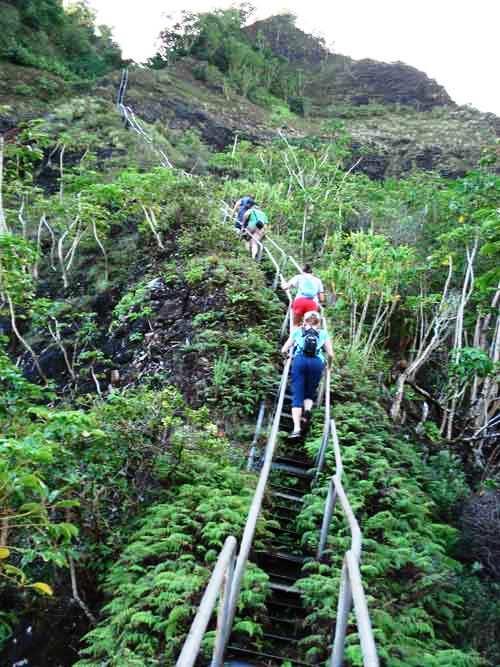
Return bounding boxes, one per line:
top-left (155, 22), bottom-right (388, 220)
top-left (232, 199), bottom-right (241, 216)
top-left (281, 275), bottom-right (296, 291)
top-left (318, 291), bottom-right (325, 304)
top-left (281, 335), bottom-right (294, 356)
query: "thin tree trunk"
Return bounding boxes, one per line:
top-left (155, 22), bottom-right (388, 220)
top-left (57, 217), bottom-right (79, 288)
top-left (69, 557), bottom-right (96, 624)
top-left (59, 144), bottom-right (65, 203)
top-left (142, 206), bottom-right (165, 250)
top-left (391, 259), bottom-right (454, 421)
top-left (92, 221), bottom-right (109, 282)
top-left (6, 293), bottom-right (47, 383)
top-left (445, 240), bottom-right (478, 438)
top-left (0, 518), bottom-right (8, 547)
top-left (354, 292), bottom-right (371, 345)
top-left (48, 319), bottom-right (76, 380)
top-left (300, 205), bottom-right (307, 259)
top-left (0, 137), bottom-right (8, 234)
top-left (18, 198), bottom-right (26, 238)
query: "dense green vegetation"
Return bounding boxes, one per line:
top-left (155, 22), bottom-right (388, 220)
top-left (0, 0), bottom-right (122, 78)
top-left (151, 9), bottom-right (309, 112)
top-left (0, 6), bottom-right (499, 666)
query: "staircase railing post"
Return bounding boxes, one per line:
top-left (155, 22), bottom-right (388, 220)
top-left (346, 551), bottom-right (379, 666)
top-left (247, 401), bottom-right (266, 471)
top-left (330, 557), bottom-right (353, 667)
top-left (176, 536), bottom-right (237, 667)
top-left (211, 546), bottom-right (236, 667)
top-left (317, 476), bottom-right (337, 559)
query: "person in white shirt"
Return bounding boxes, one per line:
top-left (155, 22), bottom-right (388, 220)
top-left (281, 264), bottom-right (325, 327)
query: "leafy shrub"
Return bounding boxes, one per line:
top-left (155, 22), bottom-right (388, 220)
top-left (13, 83), bottom-right (33, 96)
top-left (0, 0), bottom-right (122, 79)
top-left (77, 424), bottom-right (272, 665)
top-left (296, 373), bottom-right (481, 666)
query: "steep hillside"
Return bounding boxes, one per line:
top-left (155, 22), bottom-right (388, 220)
top-left (1, 8), bottom-right (499, 667)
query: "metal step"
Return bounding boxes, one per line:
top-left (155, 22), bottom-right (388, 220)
top-left (271, 490), bottom-right (305, 503)
top-left (271, 462), bottom-right (314, 479)
top-left (274, 455), bottom-right (312, 469)
top-left (269, 581), bottom-right (300, 595)
top-left (267, 598), bottom-right (306, 615)
top-left (269, 482), bottom-right (306, 496)
top-left (255, 550), bottom-right (307, 564)
top-left (226, 645), bottom-right (309, 667)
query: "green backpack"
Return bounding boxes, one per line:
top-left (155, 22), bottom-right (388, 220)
top-left (247, 208), bottom-right (268, 228)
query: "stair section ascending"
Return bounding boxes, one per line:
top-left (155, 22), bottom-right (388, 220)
top-left (226, 385), bottom-right (316, 666)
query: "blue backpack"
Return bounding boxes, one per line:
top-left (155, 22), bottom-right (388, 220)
top-left (238, 196), bottom-right (254, 222)
top-left (298, 275), bottom-right (318, 299)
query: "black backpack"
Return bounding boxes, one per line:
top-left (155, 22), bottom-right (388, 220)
top-left (301, 327), bottom-right (320, 357)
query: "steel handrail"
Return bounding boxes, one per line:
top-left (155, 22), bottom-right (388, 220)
top-left (176, 535), bottom-right (237, 667)
top-left (318, 418), bottom-right (379, 666)
top-left (175, 237), bottom-right (293, 665)
top-left (223, 352), bottom-right (292, 642)
top-left (116, 68), bottom-right (175, 170)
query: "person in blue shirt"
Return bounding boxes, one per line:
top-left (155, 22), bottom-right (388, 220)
top-left (281, 311), bottom-right (334, 439)
top-left (232, 195), bottom-right (255, 230)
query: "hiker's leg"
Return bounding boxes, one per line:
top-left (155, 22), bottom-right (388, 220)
top-left (291, 355), bottom-right (305, 433)
top-left (304, 357), bottom-right (324, 407)
top-left (251, 238), bottom-right (259, 259)
top-left (292, 299), bottom-right (303, 328)
top-left (292, 407), bottom-right (302, 433)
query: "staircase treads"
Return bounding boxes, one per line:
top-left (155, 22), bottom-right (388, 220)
top-left (269, 581), bottom-right (300, 594)
top-left (226, 645), bottom-right (309, 667)
top-left (263, 616), bottom-right (304, 639)
top-left (270, 490), bottom-right (305, 503)
top-left (254, 550), bottom-right (307, 564)
top-left (269, 482), bottom-right (306, 496)
top-left (265, 572), bottom-right (299, 586)
top-left (274, 455), bottom-right (312, 469)
top-left (266, 598), bottom-right (306, 616)
top-left (271, 462), bottom-right (314, 479)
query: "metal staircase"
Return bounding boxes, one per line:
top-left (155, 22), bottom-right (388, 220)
top-left (226, 382), bottom-right (314, 666)
top-left (176, 234), bottom-right (379, 667)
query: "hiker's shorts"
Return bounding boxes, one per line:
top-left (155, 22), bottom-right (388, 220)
top-left (292, 297), bottom-right (318, 325)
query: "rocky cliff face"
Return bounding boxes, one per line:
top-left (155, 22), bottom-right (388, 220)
top-left (1, 19), bottom-right (498, 182)
top-left (323, 58), bottom-right (453, 110)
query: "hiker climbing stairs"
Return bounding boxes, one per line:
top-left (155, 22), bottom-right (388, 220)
top-left (175, 229), bottom-right (378, 667)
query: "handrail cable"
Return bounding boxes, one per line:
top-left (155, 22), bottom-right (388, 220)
top-left (117, 68), bottom-right (175, 170)
top-left (223, 350), bottom-right (292, 648)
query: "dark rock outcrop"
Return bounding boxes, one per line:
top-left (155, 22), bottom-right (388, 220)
top-left (340, 60), bottom-right (453, 110)
top-left (460, 491), bottom-right (500, 578)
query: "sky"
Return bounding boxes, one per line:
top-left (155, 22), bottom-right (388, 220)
top-left (89, 0), bottom-right (500, 116)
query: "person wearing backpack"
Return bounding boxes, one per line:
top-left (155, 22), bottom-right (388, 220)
top-left (232, 195), bottom-right (255, 231)
top-left (242, 203), bottom-right (268, 259)
top-left (281, 264), bottom-right (325, 328)
top-left (281, 310), bottom-right (334, 439)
